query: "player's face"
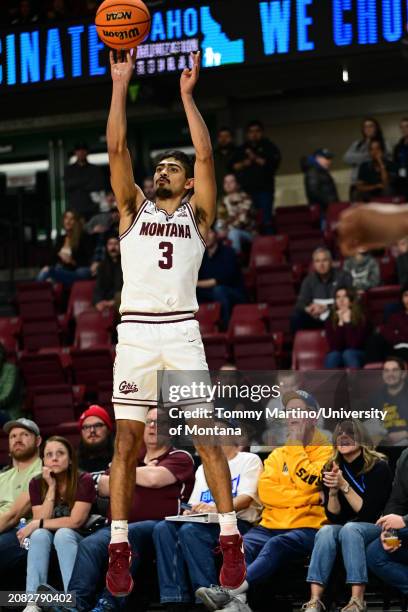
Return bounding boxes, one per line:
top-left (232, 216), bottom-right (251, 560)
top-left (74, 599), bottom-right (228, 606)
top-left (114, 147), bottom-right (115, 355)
top-left (313, 252), bottom-right (331, 275)
top-left (154, 159), bottom-right (193, 199)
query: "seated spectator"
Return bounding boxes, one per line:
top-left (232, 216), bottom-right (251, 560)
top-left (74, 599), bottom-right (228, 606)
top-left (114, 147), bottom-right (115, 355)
top-left (216, 174), bottom-right (255, 254)
top-left (93, 235), bottom-right (122, 313)
top-left (302, 420), bottom-right (392, 612)
top-left (366, 447), bottom-right (408, 602)
top-left (380, 284), bottom-right (408, 362)
top-left (197, 390), bottom-right (332, 612)
top-left (0, 419), bottom-right (42, 583)
top-left (143, 177), bottom-right (155, 201)
top-left (213, 127), bottom-right (237, 193)
top-left (343, 117), bottom-right (389, 199)
top-left (343, 250), bottom-right (380, 292)
top-left (65, 143), bottom-right (105, 220)
top-left (67, 407), bottom-right (195, 612)
top-left (355, 139), bottom-right (396, 202)
top-left (85, 192), bottom-right (119, 236)
top-left (0, 343), bottom-right (24, 424)
top-left (231, 120), bottom-right (281, 226)
top-left (197, 229), bottom-right (246, 329)
top-left (11, 0), bottom-right (39, 24)
top-left (37, 210), bottom-right (97, 287)
top-left (302, 148), bottom-right (339, 214)
top-left (324, 287), bottom-right (368, 369)
top-left (153, 437), bottom-right (262, 610)
top-left (396, 237), bottom-right (408, 286)
top-left (291, 248), bottom-right (352, 334)
top-left (370, 358), bottom-right (408, 446)
top-left (77, 405), bottom-right (114, 477)
top-left (394, 117), bottom-right (408, 200)
top-left (17, 436), bottom-right (95, 609)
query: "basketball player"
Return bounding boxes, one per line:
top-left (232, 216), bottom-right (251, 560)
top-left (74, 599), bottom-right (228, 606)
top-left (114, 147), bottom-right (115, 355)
top-left (105, 49), bottom-right (246, 598)
top-left (338, 202), bottom-right (408, 253)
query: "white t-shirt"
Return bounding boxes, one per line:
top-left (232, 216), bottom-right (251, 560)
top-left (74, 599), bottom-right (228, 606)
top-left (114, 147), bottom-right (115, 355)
top-left (189, 451), bottom-right (263, 524)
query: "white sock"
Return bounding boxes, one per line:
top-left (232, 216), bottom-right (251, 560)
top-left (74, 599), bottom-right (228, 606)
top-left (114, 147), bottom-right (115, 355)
top-left (110, 520), bottom-right (128, 544)
top-left (230, 581), bottom-right (249, 597)
top-left (218, 511), bottom-right (239, 536)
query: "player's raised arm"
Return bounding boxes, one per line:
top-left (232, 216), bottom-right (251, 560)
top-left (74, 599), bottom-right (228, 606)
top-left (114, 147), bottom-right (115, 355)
top-left (107, 50), bottom-right (145, 217)
top-left (180, 51), bottom-right (216, 230)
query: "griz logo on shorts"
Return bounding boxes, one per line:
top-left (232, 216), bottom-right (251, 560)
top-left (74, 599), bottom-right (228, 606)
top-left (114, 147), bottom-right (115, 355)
top-left (119, 381), bottom-right (139, 394)
top-left (106, 11), bottom-right (132, 20)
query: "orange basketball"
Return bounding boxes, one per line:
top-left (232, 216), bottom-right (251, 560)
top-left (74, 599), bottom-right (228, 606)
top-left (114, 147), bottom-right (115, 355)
top-left (95, 0), bottom-right (151, 50)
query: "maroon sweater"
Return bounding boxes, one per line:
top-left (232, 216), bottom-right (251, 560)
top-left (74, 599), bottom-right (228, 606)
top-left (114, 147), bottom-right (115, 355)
top-left (325, 318), bottom-right (368, 351)
top-left (382, 311), bottom-right (408, 346)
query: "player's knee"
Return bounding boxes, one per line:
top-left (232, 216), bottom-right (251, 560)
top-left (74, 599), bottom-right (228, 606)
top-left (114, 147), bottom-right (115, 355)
top-left (114, 421), bottom-right (143, 458)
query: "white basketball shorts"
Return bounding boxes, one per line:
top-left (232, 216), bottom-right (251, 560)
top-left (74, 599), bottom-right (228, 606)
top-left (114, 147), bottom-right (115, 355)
top-left (112, 313), bottom-right (209, 423)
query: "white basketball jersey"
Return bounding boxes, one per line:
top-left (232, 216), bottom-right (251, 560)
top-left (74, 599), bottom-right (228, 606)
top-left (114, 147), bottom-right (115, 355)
top-left (119, 200), bottom-right (206, 314)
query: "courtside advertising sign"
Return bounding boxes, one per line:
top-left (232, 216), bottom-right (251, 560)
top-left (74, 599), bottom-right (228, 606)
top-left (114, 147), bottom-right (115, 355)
top-left (0, 0), bottom-right (405, 90)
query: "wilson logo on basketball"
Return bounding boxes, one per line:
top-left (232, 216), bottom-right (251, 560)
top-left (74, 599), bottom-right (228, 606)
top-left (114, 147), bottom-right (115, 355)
top-left (103, 27), bottom-right (140, 40)
top-left (106, 11), bottom-right (132, 20)
top-left (119, 381), bottom-right (139, 394)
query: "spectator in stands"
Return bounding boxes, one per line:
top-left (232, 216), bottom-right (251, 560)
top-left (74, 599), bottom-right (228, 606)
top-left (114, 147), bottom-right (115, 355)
top-left (11, 0), bottom-right (39, 24)
top-left (370, 358), bottom-right (408, 446)
top-left (153, 436), bottom-right (263, 611)
top-left (197, 228), bottom-right (246, 329)
top-left (85, 192), bottom-right (119, 236)
top-left (396, 237), bottom-right (408, 286)
top-left (93, 235), bottom-right (123, 313)
top-left (67, 407), bottom-right (195, 612)
top-left (302, 419), bottom-right (392, 612)
top-left (45, 0), bottom-right (68, 21)
top-left (378, 284), bottom-right (408, 362)
top-left (213, 127), bottom-right (237, 193)
top-left (324, 287), bottom-right (368, 369)
top-left (291, 247), bottom-right (353, 334)
top-left (302, 148), bottom-right (339, 213)
top-left (394, 118), bottom-right (408, 200)
top-left (78, 405), bottom-right (114, 478)
top-left (355, 139), bottom-right (396, 202)
top-left (37, 210), bottom-right (97, 287)
top-left (65, 143), bottom-right (105, 220)
top-left (0, 419), bottom-right (42, 582)
top-left (231, 120), bottom-right (281, 226)
top-left (366, 447), bottom-right (408, 602)
top-left (17, 436), bottom-right (95, 610)
top-left (143, 177), bottom-right (155, 201)
top-left (0, 343), bottom-right (24, 424)
top-left (343, 250), bottom-right (380, 292)
top-left (197, 390), bottom-right (332, 612)
top-left (216, 174), bottom-right (255, 254)
top-left (344, 118), bottom-right (388, 198)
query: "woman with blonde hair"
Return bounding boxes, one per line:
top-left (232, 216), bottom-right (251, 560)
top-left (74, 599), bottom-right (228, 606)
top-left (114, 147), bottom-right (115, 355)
top-left (302, 420), bottom-right (392, 612)
top-left (17, 436), bottom-right (96, 612)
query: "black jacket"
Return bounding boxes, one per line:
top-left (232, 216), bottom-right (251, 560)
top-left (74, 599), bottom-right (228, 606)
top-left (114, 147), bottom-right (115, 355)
top-left (296, 268), bottom-right (353, 311)
top-left (93, 256), bottom-right (123, 304)
top-left (52, 233), bottom-right (97, 269)
top-left (302, 156), bottom-right (339, 209)
top-left (231, 138), bottom-right (281, 192)
top-left (384, 448), bottom-right (408, 526)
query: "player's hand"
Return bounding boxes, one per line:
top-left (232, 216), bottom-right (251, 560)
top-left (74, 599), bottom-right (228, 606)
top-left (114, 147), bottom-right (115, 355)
top-left (338, 204), bottom-right (408, 255)
top-left (180, 51), bottom-right (201, 95)
top-left (110, 49), bottom-right (137, 85)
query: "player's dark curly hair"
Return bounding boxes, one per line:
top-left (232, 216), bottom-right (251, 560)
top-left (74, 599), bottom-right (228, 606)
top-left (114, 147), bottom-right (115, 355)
top-left (156, 150), bottom-right (194, 179)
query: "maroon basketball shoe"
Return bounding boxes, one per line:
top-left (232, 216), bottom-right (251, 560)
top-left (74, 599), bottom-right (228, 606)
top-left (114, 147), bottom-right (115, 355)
top-left (219, 533), bottom-right (246, 590)
top-left (106, 542), bottom-right (134, 597)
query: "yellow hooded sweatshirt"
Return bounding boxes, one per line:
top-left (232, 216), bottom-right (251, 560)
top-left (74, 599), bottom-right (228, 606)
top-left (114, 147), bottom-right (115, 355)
top-left (258, 429), bottom-right (332, 530)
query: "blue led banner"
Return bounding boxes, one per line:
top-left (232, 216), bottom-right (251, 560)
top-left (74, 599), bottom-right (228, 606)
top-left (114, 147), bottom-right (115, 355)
top-left (0, 0), bottom-right (406, 90)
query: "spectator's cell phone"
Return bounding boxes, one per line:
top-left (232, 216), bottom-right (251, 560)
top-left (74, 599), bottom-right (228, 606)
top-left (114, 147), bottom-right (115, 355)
top-left (181, 503), bottom-right (192, 510)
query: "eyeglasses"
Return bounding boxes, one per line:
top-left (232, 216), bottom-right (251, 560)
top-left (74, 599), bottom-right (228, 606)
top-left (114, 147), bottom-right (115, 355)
top-left (146, 419), bottom-right (158, 428)
top-left (82, 422), bottom-right (106, 432)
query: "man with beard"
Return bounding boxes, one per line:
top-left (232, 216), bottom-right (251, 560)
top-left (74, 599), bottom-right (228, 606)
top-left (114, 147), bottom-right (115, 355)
top-left (78, 405), bottom-right (114, 477)
top-left (0, 418), bottom-right (42, 580)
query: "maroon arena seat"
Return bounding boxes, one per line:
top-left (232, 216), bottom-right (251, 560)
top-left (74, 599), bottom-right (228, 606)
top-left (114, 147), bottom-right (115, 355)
top-left (31, 384), bottom-right (76, 433)
top-left (70, 348), bottom-right (113, 395)
top-left (0, 431), bottom-right (10, 467)
top-left (292, 330), bottom-right (329, 370)
top-left (365, 285), bottom-right (401, 326)
top-left (20, 352), bottom-right (67, 387)
top-left (195, 302), bottom-right (221, 335)
top-left (74, 310), bottom-right (111, 349)
top-left (61, 280), bottom-right (97, 328)
top-left (202, 334), bottom-right (229, 370)
top-left (22, 317), bottom-right (60, 352)
top-left (249, 235), bottom-right (288, 268)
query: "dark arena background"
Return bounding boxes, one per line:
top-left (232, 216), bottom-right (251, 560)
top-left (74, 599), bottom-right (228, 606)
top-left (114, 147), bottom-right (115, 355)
top-left (1, 0), bottom-right (408, 611)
